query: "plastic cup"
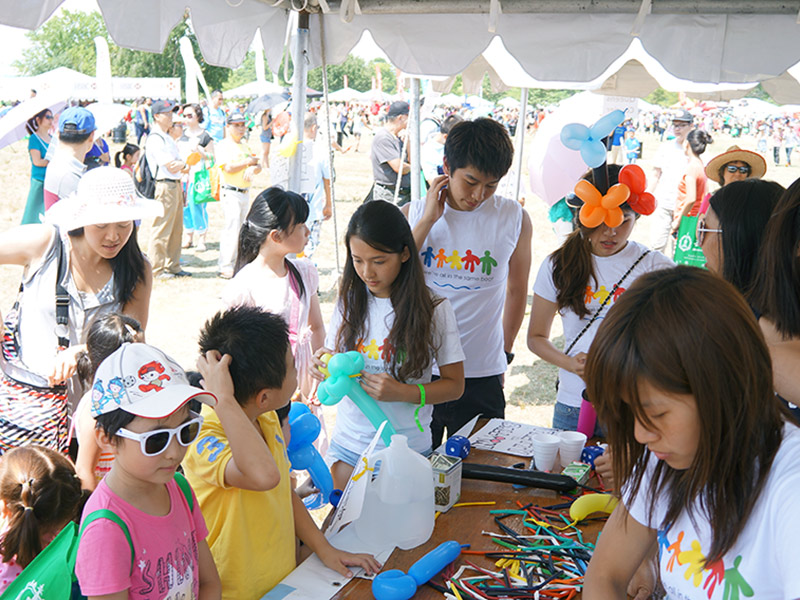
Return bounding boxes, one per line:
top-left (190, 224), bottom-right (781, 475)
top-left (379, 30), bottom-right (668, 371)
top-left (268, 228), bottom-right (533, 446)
top-left (532, 434), bottom-right (560, 472)
top-left (558, 431), bottom-right (587, 467)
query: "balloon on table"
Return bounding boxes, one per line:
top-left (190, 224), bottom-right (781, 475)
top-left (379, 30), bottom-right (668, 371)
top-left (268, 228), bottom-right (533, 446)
top-left (317, 351), bottom-right (397, 447)
top-left (287, 402), bottom-right (335, 509)
top-left (372, 541), bottom-right (462, 600)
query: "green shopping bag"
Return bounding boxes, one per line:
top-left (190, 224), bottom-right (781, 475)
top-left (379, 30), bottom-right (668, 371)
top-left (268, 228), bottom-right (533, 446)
top-left (193, 160), bottom-right (217, 204)
top-left (673, 215), bottom-right (706, 268)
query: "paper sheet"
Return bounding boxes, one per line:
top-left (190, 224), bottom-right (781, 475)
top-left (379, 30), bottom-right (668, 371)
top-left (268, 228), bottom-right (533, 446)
top-left (469, 418), bottom-right (558, 457)
top-left (434, 413), bottom-right (482, 454)
top-left (259, 526), bottom-right (396, 600)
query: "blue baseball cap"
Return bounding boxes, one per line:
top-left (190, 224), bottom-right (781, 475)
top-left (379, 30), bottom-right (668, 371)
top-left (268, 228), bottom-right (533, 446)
top-left (59, 106), bottom-right (96, 135)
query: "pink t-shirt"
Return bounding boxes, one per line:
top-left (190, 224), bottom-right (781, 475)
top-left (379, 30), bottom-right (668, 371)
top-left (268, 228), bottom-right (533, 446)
top-left (75, 478), bottom-right (208, 599)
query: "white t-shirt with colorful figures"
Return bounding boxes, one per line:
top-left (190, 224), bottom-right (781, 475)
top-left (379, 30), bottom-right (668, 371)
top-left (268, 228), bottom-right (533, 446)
top-left (408, 194), bottom-right (522, 378)
top-left (625, 423), bottom-right (800, 600)
top-left (326, 291), bottom-right (464, 455)
top-left (533, 240), bottom-right (673, 408)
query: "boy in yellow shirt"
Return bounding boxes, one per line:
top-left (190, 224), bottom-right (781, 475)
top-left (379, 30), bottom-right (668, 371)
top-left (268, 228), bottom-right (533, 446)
top-left (183, 306), bottom-right (380, 599)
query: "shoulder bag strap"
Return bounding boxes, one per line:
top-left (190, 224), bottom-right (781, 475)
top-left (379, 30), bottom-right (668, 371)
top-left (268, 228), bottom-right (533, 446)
top-left (54, 229), bottom-right (70, 350)
top-left (564, 250), bottom-right (651, 356)
top-left (79, 509), bottom-right (134, 574)
top-left (173, 472), bottom-right (194, 512)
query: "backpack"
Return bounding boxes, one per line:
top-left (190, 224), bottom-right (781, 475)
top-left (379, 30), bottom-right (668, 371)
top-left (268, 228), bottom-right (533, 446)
top-left (0, 473), bottom-right (194, 600)
top-left (134, 150), bottom-right (156, 199)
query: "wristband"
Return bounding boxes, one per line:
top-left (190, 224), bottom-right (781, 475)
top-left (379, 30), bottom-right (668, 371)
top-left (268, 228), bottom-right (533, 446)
top-left (414, 384), bottom-right (426, 432)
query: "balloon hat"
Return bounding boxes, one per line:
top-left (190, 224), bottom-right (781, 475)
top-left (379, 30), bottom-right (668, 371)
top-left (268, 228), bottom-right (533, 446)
top-left (560, 111), bottom-right (656, 228)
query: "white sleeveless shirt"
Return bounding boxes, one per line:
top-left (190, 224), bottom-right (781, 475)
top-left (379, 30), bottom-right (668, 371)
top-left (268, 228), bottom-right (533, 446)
top-left (409, 195), bottom-right (523, 377)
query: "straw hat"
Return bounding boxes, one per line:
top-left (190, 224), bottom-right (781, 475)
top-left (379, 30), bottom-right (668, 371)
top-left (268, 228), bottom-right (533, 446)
top-left (705, 146), bottom-right (767, 183)
top-left (45, 167), bottom-right (163, 231)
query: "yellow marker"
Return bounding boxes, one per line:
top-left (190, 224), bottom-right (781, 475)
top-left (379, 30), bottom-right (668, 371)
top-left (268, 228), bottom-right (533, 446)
top-left (453, 501), bottom-right (496, 508)
top-left (447, 580), bottom-right (464, 600)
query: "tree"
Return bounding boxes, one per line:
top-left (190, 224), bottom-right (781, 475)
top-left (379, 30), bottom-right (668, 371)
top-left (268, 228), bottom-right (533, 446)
top-left (14, 10), bottom-right (106, 75)
top-left (14, 10), bottom-right (229, 99)
top-left (644, 87), bottom-right (679, 107)
top-left (307, 54), bottom-right (372, 92)
top-left (113, 21), bottom-right (229, 96)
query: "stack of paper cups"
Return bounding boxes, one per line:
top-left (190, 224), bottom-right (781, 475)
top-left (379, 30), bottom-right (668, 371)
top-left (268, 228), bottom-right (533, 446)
top-left (558, 431), bottom-right (588, 467)
top-left (532, 434), bottom-right (560, 472)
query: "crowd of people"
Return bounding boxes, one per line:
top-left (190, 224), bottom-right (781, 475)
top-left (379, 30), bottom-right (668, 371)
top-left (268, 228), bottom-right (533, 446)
top-left (1, 87), bottom-right (800, 599)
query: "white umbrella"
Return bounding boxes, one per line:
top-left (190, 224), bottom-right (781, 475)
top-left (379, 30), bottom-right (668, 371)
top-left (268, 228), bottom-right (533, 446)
top-left (86, 102), bottom-right (130, 136)
top-left (0, 91), bottom-right (69, 151)
top-left (497, 97), bottom-right (519, 109)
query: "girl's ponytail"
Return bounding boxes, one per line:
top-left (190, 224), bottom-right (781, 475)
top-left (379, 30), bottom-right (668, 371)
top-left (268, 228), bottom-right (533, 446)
top-left (235, 187), bottom-right (310, 277)
top-left (0, 447), bottom-right (83, 568)
top-left (114, 149), bottom-right (124, 168)
top-left (551, 229), bottom-right (596, 319)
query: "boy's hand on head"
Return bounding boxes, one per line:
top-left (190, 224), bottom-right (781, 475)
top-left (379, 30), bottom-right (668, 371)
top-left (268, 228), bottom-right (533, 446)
top-left (317, 546), bottom-right (381, 579)
top-left (422, 175), bottom-right (449, 224)
top-left (197, 350), bottom-right (236, 404)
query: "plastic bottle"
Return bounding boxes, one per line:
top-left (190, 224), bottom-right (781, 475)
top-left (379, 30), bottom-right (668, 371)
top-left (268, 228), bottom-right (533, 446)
top-left (353, 434), bottom-right (435, 550)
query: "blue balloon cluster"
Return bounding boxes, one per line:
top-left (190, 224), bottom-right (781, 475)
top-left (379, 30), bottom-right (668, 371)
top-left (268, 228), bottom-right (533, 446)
top-left (560, 109), bottom-right (626, 168)
top-left (287, 402), bottom-right (335, 510)
top-left (372, 541), bottom-right (462, 600)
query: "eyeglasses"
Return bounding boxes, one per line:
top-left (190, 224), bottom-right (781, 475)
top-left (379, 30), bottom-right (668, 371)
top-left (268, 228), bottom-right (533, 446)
top-left (43, 114), bottom-right (53, 120)
top-left (696, 215), bottom-right (722, 245)
top-left (183, 113), bottom-right (196, 118)
top-left (117, 412), bottom-right (203, 456)
top-left (672, 122), bottom-right (691, 129)
top-left (725, 164), bottom-right (751, 175)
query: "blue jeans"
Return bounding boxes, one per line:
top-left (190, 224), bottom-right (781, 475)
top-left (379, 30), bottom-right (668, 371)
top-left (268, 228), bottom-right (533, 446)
top-left (552, 401), bottom-right (605, 437)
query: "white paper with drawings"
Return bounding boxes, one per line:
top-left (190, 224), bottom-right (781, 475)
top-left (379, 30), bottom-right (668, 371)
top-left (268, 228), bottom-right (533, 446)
top-left (434, 413), bottom-right (481, 454)
top-left (259, 526), bottom-right (396, 600)
top-left (469, 418), bottom-right (558, 457)
top-left (326, 421), bottom-right (387, 537)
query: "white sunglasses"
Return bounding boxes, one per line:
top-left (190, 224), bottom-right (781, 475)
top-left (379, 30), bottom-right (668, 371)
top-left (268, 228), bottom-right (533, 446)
top-left (117, 412), bottom-right (204, 456)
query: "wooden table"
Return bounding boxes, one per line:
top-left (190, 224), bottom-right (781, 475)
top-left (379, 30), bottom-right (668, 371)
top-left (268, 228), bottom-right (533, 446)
top-left (332, 446), bottom-right (604, 599)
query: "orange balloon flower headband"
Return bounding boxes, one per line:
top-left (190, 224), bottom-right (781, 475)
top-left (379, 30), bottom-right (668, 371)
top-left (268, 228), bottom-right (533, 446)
top-left (573, 164), bottom-right (656, 228)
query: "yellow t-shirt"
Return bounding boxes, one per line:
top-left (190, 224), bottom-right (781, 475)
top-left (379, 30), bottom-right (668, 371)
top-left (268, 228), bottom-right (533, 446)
top-left (183, 406), bottom-right (296, 600)
top-left (216, 137), bottom-right (254, 189)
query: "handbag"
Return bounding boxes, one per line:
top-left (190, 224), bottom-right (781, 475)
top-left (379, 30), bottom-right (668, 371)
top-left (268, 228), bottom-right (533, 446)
top-left (193, 159), bottom-right (218, 204)
top-left (0, 232), bottom-right (71, 455)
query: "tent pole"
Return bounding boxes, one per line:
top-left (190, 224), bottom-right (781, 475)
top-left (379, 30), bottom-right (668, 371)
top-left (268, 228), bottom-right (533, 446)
top-left (289, 11), bottom-right (309, 191)
top-left (318, 14), bottom-right (341, 274)
top-left (512, 87), bottom-right (528, 203)
top-left (410, 78), bottom-right (421, 204)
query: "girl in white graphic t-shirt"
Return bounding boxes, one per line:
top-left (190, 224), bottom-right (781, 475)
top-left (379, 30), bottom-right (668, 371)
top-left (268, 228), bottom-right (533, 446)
top-left (311, 201), bottom-right (465, 490)
top-left (583, 267), bottom-right (799, 600)
top-left (528, 165), bottom-right (673, 434)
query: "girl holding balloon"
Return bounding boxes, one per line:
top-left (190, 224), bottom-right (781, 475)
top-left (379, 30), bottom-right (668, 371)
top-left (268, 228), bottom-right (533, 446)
top-left (311, 201), bottom-right (465, 490)
top-left (527, 164), bottom-right (674, 432)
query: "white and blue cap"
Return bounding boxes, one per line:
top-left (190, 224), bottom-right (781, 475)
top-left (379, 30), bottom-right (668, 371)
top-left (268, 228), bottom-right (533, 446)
top-left (91, 343), bottom-right (216, 419)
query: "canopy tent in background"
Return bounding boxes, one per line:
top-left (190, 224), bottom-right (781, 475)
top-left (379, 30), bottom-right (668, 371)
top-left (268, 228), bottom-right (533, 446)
top-left (224, 80), bottom-right (286, 99)
top-left (0, 68), bottom-right (180, 102)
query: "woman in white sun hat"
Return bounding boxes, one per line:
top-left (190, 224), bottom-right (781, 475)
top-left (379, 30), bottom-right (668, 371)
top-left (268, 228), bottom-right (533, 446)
top-left (0, 167), bottom-right (162, 430)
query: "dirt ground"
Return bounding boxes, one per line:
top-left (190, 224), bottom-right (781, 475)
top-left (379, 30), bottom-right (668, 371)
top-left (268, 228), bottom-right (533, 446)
top-left (2, 124), bottom-right (799, 432)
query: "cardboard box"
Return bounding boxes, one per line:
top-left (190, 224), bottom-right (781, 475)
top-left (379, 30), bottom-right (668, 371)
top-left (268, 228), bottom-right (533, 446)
top-left (430, 453), bottom-right (462, 512)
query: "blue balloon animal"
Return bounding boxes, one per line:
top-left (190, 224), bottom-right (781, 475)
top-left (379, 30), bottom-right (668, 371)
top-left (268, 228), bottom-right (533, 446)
top-left (372, 541), bottom-right (462, 600)
top-left (287, 402), bottom-right (335, 510)
top-left (560, 109), bottom-right (626, 168)
top-left (316, 351), bottom-right (397, 447)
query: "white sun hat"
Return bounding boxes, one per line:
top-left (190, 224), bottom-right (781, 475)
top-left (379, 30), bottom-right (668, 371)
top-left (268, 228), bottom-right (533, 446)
top-left (91, 342), bottom-right (217, 419)
top-left (45, 167), bottom-right (163, 231)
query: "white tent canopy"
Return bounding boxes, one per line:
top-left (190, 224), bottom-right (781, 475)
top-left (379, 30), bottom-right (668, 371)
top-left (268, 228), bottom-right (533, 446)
top-left (224, 80), bottom-right (285, 98)
top-left (4, 1), bottom-right (800, 86)
top-left (0, 67), bottom-right (180, 102)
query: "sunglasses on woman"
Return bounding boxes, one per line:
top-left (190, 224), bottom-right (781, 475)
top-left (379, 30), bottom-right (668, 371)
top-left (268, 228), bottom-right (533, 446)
top-left (184, 112), bottom-right (196, 118)
top-left (116, 412), bottom-right (203, 456)
top-left (725, 164), bottom-right (751, 175)
top-left (696, 215), bottom-right (723, 245)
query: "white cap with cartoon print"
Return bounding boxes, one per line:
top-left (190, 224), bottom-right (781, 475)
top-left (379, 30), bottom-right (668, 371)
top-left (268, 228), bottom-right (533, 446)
top-left (91, 343), bottom-right (217, 419)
